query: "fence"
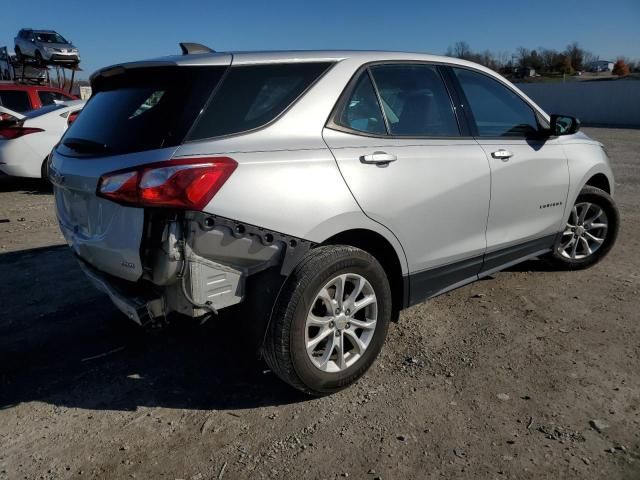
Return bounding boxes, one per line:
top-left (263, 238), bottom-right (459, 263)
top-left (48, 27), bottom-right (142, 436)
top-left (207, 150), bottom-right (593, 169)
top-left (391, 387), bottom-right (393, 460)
top-left (517, 80), bottom-right (640, 128)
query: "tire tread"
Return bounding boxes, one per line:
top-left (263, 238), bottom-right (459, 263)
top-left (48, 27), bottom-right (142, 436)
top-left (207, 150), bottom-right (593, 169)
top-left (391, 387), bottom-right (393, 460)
top-left (262, 245), bottom-right (389, 395)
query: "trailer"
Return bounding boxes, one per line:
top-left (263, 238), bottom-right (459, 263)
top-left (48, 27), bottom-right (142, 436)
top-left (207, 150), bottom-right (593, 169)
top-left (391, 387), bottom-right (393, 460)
top-left (0, 46), bottom-right (81, 94)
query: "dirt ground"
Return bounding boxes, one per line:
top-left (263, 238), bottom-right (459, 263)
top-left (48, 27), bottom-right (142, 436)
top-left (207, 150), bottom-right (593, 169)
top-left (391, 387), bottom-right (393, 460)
top-left (1, 128), bottom-right (639, 480)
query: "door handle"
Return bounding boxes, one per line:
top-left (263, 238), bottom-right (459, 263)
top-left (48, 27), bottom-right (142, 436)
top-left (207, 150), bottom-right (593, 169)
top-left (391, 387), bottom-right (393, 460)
top-left (360, 151), bottom-right (397, 166)
top-left (491, 149), bottom-right (513, 161)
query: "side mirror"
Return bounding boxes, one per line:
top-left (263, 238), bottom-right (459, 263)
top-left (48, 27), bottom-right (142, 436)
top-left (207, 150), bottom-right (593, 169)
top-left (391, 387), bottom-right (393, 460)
top-left (550, 114), bottom-right (580, 136)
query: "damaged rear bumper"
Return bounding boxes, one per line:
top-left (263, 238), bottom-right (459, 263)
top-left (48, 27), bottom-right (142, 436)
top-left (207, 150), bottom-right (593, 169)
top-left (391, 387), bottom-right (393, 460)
top-left (78, 212), bottom-right (311, 324)
top-left (78, 259), bottom-right (162, 326)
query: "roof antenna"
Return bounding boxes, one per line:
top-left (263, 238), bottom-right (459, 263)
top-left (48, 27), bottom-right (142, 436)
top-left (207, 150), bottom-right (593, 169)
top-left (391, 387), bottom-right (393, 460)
top-left (179, 43), bottom-right (215, 55)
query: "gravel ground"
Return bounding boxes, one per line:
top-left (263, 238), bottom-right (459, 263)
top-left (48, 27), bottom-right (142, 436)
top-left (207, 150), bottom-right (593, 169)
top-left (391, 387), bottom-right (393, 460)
top-left (1, 128), bottom-right (639, 480)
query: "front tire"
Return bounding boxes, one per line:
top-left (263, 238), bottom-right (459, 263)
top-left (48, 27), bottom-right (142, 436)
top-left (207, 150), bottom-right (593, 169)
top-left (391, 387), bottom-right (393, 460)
top-left (548, 186), bottom-right (619, 269)
top-left (263, 245), bottom-right (392, 396)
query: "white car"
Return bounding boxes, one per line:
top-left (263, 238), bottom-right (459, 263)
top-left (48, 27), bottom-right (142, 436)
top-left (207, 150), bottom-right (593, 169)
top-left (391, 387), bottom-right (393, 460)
top-left (0, 100), bottom-right (84, 180)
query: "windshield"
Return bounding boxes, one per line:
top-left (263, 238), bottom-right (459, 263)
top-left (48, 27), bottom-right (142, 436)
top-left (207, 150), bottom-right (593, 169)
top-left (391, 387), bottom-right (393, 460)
top-left (35, 32), bottom-right (68, 44)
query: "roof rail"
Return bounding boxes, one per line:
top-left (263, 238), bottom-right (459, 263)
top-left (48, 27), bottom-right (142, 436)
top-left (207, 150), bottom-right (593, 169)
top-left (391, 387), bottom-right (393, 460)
top-left (179, 43), bottom-right (215, 55)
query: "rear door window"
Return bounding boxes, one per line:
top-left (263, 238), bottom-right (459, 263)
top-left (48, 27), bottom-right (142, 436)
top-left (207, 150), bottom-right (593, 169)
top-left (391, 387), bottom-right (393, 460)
top-left (59, 66), bottom-right (225, 156)
top-left (187, 62), bottom-right (332, 140)
top-left (0, 90), bottom-right (31, 112)
top-left (336, 71), bottom-right (386, 135)
top-left (369, 64), bottom-right (460, 137)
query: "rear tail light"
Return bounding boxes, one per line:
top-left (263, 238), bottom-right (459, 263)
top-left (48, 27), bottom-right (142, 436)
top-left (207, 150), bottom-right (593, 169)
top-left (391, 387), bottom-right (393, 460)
top-left (0, 127), bottom-right (44, 139)
top-left (67, 111), bottom-right (80, 126)
top-left (97, 157), bottom-right (237, 210)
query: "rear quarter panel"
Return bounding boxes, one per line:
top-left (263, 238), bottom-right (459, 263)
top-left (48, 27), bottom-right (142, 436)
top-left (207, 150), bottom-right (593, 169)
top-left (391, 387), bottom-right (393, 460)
top-left (172, 144), bottom-right (409, 275)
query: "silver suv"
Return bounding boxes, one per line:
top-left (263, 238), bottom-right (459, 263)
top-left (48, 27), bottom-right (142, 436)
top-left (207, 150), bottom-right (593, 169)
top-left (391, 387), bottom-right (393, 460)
top-left (14, 29), bottom-right (80, 65)
top-left (49, 46), bottom-right (619, 395)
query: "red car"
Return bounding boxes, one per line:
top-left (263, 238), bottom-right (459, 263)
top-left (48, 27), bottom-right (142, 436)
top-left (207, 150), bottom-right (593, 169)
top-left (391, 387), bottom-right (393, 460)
top-left (0, 84), bottom-right (77, 114)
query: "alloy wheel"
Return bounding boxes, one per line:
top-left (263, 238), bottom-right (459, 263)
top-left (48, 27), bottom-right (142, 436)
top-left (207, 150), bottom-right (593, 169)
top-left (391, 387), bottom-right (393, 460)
top-left (558, 202), bottom-right (609, 260)
top-left (305, 273), bottom-right (378, 373)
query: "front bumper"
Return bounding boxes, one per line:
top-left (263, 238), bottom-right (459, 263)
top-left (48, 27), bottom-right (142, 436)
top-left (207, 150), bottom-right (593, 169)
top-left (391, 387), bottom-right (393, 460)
top-left (43, 52), bottom-right (79, 63)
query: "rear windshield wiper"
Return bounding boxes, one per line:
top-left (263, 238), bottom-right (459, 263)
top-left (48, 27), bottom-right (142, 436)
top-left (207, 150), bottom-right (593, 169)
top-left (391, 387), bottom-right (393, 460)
top-left (63, 137), bottom-right (111, 154)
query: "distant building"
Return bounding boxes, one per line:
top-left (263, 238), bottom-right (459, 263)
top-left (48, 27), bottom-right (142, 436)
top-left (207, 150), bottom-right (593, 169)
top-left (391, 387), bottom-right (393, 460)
top-left (513, 66), bottom-right (536, 78)
top-left (588, 60), bottom-right (614, 73)
top-left (78, 85), bottom-right (92, 100)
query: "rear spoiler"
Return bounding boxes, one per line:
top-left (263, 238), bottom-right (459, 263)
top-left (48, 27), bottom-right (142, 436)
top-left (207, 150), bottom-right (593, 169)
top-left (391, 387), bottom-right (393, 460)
top-left (90, 60), bottom-right (178, 86)
top-left (179, 42), bottom-right (215, 55)
top-left (90, 43), bottom-right (222, 87)
top-left (0, 106), bottom-right (26, 121)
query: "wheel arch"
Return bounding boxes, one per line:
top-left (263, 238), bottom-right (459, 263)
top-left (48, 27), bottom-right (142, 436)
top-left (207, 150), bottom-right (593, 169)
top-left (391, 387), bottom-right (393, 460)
top-left (319, 228), bottom-right (407, 320)
top-left (584, 172), bottom-right (611, 194)
top-left (562, 155), bottom-right (615, 228)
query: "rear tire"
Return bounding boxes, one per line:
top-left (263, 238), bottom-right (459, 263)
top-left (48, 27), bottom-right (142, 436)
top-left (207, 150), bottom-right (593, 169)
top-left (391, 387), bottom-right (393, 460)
top-left (547, 186), bottom-right (619, 269)
top-left (35, 50), bottom-right (43, 65)
top-left (40, 157), bottom-right (52, 189)
top-left (14, 47), bottom-right (22, 61)
top-left (263, 245), bottom-right (392, 396)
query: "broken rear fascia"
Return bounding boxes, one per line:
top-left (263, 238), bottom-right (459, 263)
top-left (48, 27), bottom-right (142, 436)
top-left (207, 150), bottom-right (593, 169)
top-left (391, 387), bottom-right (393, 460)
top-left (185, 212), bottom-right (313, 277)
top-left (141, 211), bottom-right (313, 319)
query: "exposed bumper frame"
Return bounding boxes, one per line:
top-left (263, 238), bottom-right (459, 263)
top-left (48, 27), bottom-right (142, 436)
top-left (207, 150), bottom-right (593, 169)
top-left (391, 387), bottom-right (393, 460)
top-left (77, 258), bottom-right (163, 326)
top-left (77, 212), bottom-right (314, 324)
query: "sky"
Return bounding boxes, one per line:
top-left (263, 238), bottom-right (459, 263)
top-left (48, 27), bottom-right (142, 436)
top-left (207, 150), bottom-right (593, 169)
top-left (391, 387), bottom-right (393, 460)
top-left (3, 0), bottom-right (639, 79)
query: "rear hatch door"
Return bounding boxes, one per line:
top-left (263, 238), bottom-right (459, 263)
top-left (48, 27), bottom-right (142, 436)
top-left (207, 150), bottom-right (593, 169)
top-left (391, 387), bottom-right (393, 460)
top-left (51, 58), bottom-right (230, 281)
top-left (52, 148), bottom-right (178, 281)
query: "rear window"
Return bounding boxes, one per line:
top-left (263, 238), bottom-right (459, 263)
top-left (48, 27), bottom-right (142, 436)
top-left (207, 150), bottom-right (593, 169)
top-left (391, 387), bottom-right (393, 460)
top-left (59, 66), bottom-right (225, 156)
top-left (0, 90), bottom-right (31, 112)
top-left (187, 62), bottom-right (332, 140)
